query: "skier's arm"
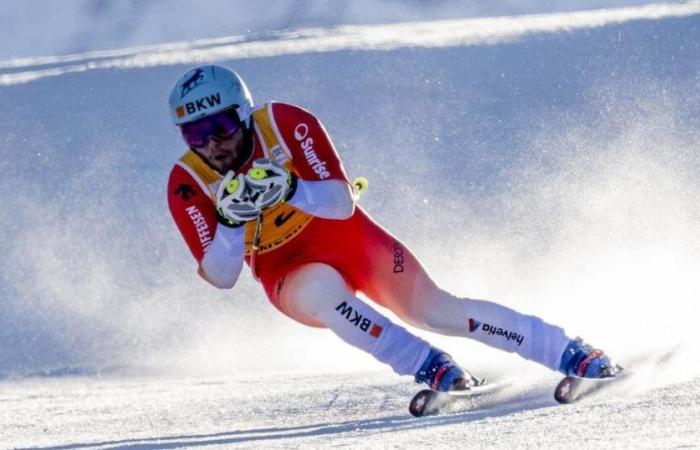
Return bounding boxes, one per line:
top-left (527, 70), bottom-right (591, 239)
top-left (167, 164), bottom-right (245, 289)
top-left (287, 178), bottom-right (354, 219)
top-left (245, 157), bottom-right (355, 220)
top-left (198, 223), bottom-right (245, 289)
top-left (270, 102), bottom-right (356, 219)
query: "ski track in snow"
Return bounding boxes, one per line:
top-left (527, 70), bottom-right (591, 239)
top-left (2, 370), bottom-right (698, 449)
top-left (1, 1), bottom-right (700, 85)
top-left (1, 2), bottom-right (700, 448)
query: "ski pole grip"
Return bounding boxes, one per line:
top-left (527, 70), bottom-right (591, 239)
top-left (352, 177), bottom-right (368, 199)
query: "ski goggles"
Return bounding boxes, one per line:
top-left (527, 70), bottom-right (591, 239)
top-left (179, 109), bottom-right (241, 148)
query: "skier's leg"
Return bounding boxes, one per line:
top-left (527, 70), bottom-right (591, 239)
top-left (411, 279), bottom-right (571, 371)
top-left (273, 262), bottom-right (432, 377)
top-left (347, 212), bottom-right (571, 371)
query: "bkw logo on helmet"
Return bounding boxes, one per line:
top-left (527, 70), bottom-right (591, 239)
top-left (169, 65), bottom-right (254, 126)
top-left (175, 93), bottom-right (222, 119)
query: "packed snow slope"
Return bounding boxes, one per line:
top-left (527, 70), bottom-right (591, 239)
top-left (0, 0), bottom-right (671, 60)
top-left (0, 2), bottom-right (699, 448)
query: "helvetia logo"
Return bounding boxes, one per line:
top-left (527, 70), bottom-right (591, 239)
top-left (467, 318), bottom-right (524, 346)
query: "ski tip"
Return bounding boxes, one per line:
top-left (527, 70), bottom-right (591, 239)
top-left (554, 376), bottom-right (580, 404)
top-left (409, 377), bottom-right (492, 417)
top-left (554, 366), bottom-right (625, 404)
top-left (409, 389), bottom-right (442, 417)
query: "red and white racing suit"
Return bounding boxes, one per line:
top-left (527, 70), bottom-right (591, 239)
top-left (167, 102), bottom-right (571, 376)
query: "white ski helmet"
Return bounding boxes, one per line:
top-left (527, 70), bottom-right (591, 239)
top-left (169, 64), bottom-right (253, 127)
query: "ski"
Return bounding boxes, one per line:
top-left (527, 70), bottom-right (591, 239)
top-left (409, 377), bottom-right (493, 417)
top-left (554, 365), bottom-right (625, 404)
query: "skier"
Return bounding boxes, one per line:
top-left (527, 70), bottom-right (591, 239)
top-left (166, 64), bottom-right (619, 393)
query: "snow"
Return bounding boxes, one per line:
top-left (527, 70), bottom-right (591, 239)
top-left (2, 370), bottom-right (699, 448)
top-left (0, 0), bottom-right (669, 60)
top-left (1, 1), bottom-right (700, 448)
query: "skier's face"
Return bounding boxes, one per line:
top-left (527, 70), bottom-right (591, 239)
top-left (195, 129), bottom-right (249, 174)
top-left (179, 109), bottom-right (251, 174)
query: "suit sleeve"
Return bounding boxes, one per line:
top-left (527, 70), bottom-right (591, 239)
top-left (167, 164), bottom-right (217, 262)
top-left (271, 102), bottom-right (350, 183)
top-left (167, 164), bottom-right (246, 289)
top-left (287, 179), bottom-right (354, 220)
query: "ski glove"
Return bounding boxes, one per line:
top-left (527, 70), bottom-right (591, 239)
top-left (216, 170), bottom-right (261, 227)
top-left (244, 159), bottom-right (297, 210)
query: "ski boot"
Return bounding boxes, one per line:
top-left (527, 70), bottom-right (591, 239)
top-left (414, 347), bottom-right (468, 392)
top-left (559, 337), bottom-right (622, 378)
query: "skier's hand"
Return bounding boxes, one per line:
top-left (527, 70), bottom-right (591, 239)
top-left (245, 159), bottom-right (296, 210)
top-left (216, 170), bottom-right (261, 226)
